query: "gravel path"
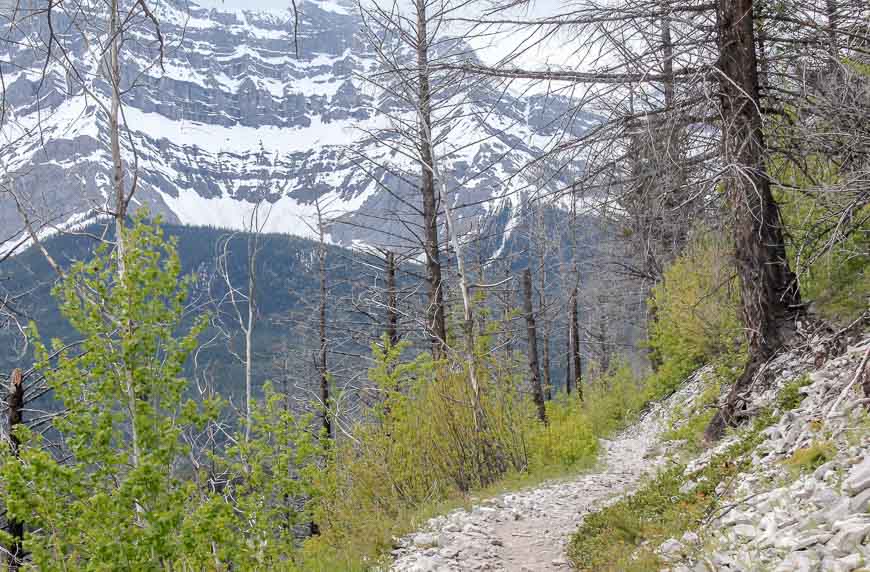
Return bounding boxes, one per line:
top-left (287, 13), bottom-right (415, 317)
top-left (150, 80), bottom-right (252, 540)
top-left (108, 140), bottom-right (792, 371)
top-left (390, 395), bottom-right (682, 572)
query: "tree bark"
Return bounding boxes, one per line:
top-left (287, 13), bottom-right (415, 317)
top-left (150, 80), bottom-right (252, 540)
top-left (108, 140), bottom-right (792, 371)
top-left (565, 330), bottom-right (572, 395)
top-left (536, 230), bottom-right (552, 400)
top-left (415, 0), bottom-right (447, 359)
top-left (660, 3), bottom-right (675, 108)
top-left (705, 0), bottom-right (801, 441)
top-left (542, 327), bottom-right (552, 401)
top-left (316, 203), bottom-right (332, 441)
top-left (522, 269), bottom-right (547, 423)
top-left (825, 0), bottom-right (838, 64)
top-left (385, 251), bottom-right (399, 347)
top-left (571, 287), bottom-right (583, 400)
top-left (502, 264), bottom-right (514, 358)
top-left (5, 368), bottom-right (24, 571)
top-left (244, 215), bottom-right (258, 443)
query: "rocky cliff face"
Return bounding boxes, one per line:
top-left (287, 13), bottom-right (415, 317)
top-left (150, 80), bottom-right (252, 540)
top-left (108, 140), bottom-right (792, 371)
top-left (0, 0), bottom-right (597, 254)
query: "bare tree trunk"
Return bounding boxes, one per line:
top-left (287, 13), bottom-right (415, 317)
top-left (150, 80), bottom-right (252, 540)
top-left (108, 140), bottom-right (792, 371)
top-left (522, 269), bottom-right (547, 423)
top-left (501, 263), bottom-right (514, 358)
top-left (385, 250), bottom-right (399, 347)
top-left (106, 0), bottom-right (141, 471)
top-left (542, 326), bottom-right (552, 401)
top-left (565, 330), bottom-right (572, 395)
top-left (571, 287), bottom-right (583, 400)
top-left (434, 155), bottom-right (484, 435)
top-left (415, 0), bottom-right (447, 359)
top-left (705, 0), bottom-right (802, 441)
top-left (216, 207), bottom-right (261, 443)
top-left (756, 2), bottom-right (770, 94)
top-left (243, 217), bottom-right (259, 443)
top-left (660, 3), bottom-right (675, 108)
top-left (315, 201), bottom-right (332, 441)
top-left (825, 0), bottom-right (838, 64)
top-left (5, 369), bottom-right (23, 571)
top-left (535, 216), bottom-right (552, 400)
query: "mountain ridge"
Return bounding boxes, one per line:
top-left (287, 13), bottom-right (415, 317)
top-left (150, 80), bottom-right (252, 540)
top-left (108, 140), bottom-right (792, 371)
top-left (0, 0), bottom-right (598, 256)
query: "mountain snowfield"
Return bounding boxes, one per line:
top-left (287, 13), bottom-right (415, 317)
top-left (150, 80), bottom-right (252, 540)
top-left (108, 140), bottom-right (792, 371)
top-left (0, 0), bottom-right (598, 255)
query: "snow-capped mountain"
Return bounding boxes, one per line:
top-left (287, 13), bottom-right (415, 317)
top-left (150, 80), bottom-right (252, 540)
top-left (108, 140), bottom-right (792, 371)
top-left (0, 0), bottom-right (598, 254)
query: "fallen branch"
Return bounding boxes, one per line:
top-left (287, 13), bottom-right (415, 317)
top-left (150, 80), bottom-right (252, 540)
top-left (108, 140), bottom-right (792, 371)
top-left (825, 344), bottom-right (870, 420)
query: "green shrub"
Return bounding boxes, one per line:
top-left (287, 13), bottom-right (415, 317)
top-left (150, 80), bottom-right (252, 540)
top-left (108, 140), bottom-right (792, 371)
top-left (772, 153), bottom-right (870, 324)
top-left (661, 361), bottom-right (741, 453)
top-left (777, 375), bottom-right (810, 411)
top-left (785, 442), bottom-right (836, 474)
top-left (645, 231), bottom-right (744, 401)
top-left (528, 396), bottom-right (598, 470)
top-left (0, 216), bottom-right (329, 570)
top-left (582, 361), bottom-right (648, 436)
top-left (309, 336), bottom-right (600, 566)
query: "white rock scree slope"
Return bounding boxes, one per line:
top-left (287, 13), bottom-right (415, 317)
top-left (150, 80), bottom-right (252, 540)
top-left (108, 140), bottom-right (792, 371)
top-left (0, 0), bottom-right (597, 254)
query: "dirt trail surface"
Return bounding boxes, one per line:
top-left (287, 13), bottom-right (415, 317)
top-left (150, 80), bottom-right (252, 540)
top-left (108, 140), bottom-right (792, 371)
top-left (390, 387), bottom-right (693, 572)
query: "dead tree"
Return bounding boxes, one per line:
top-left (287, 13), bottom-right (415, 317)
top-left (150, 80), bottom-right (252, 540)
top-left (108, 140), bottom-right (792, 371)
top-left (214, 202), bottom-right (268, 442)
top-left (4, 369), bottom-right (24, 571)
top-left (522, 270), bottom-right (547, 423)
top-left (446, 0), bottom-right (870, 437)
top-left (704, 0), bottom-right (802, 440)
top-left (569, 196), bottom-right (583, 399)
top-left (564, 330), bottom-right (573, 395)
top-left (314, 199), bottom-right (332, 441)
top-left (385, 250), bottom-right (399, 347)
top-left (413, 0), bottom-right (448, 358)
top-left (571, 287), bottom-right (583, 399)
top-left (537, 250), bottom-right (553, 401)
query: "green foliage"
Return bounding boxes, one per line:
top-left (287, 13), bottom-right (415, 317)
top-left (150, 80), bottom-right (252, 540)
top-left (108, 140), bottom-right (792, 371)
top-left (662, 378), bottom-right (720, 453)
top-left (777, 374), bottom-right (810, 411)
top-left (568, 416), bottom-right (771, 571)
top-left (789, 201), bottom-right (869, 323)
top-left (582, 362), bottom-right (648, 436)
top-left (785, 441), bottom-right (836, 474)
top-left (528, 395), bottom-right (598, 470)
top-left (0, 216), bottom-right (211, 569)
top-left (0, 216), bottom-right (327, 570)
top-left (646, 232), bottom-right (745, 400)
top-left (771, 146), bottom-right (870, 324)
top-left (214, 383), bottom-right (326, 567)
top-left (309, 334), bottom-right (601, 566)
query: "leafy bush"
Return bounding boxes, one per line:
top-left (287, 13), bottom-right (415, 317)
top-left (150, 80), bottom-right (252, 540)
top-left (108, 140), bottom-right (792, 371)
top-left (646, 231), bottom-right (744, 400)
top-left (582, 362), bottom-right (648, 436)
top-left (0, 217), bottom-right (331, 570)
top-left (787, 198), bottom-right (869, 324)
top-left (785, 442), bottom-right (836, 474)
top-left (0, 217), bottom-right (214, 569)
top-left (310, 335), bottom-right (593, 565)
top-left (771, 152), bottom-right (870, 324)
top-left (662, 377), bottom-right (721, 452)
top-left (777, 374), bottom-right (810, 411)
top-left (528, 396), bottom-right (598, 470)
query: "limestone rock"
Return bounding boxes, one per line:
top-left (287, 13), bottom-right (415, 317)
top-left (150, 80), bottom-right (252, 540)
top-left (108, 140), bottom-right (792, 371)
top-left (843, 458), bottom-right (870, 496)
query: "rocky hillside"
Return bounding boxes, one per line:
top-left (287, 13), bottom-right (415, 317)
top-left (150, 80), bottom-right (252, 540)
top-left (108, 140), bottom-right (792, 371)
top-left (0, 0), bottom-right (597, 254)
top-left (660, 332), bottom-right (870, 572)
